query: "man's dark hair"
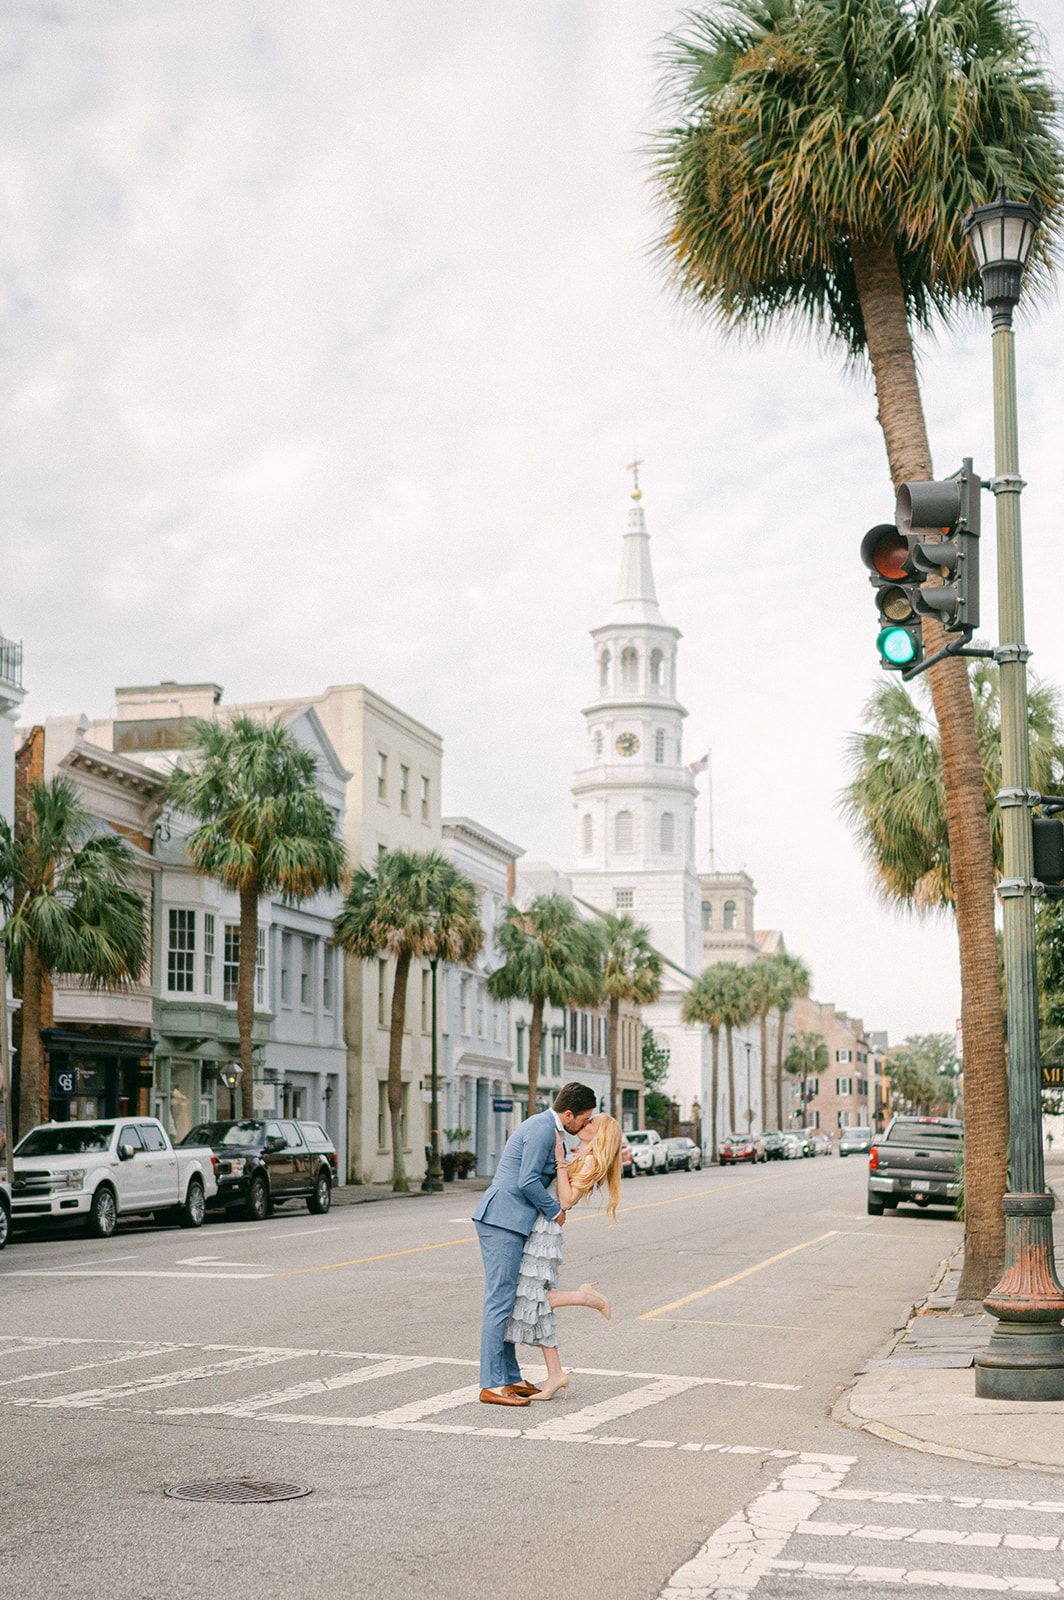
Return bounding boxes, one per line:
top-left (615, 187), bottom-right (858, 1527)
top-left (553, 1082), bottom-right (597, 1116)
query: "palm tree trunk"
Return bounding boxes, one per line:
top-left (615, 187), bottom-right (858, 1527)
top-left (18, 939), bottom-right (43, 1138)
top-left (710, 1026), bottom-right (720, 1162)
top-left (388, 949), bottom-right (412, 1191)
top-left (527, 998), bottom-right (544, 1118)
top-left (237, 885), bottom-right (259, 1120)
top-left (608, 994), bottom-right (621, 1121)
top-left (852, 237), bottom-right (1008, 1303)
top-left (759, 1010), bottom-right (769, 1131)
top-left (776, 1007), bottom-right (786, 1130)
top-left (726, 1025), bottom-right (736, 1132)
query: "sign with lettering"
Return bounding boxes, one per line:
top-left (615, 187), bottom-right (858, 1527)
top-left (52, 1066), bottom-right (77, 1096)
top-left (492, 1098), bottom-right (514, 1113)
top-left (1042, 1063), bottom-right (1064, 1089)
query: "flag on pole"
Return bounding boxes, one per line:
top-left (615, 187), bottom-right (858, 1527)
top-left (689, 752), bottom-right (710, 776)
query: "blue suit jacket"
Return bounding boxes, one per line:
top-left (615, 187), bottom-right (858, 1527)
top-left (472, 1110), bottom-right (561, 1236)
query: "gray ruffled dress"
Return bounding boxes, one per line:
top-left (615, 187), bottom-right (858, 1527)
top-left (505, 1192), bottom-right (564, 1348)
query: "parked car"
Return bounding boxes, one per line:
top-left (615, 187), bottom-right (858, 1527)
top-left (809, 1131), bottom-right (833, 1157)
top-left (838, 1126), bottom-right (873, 1157)
top-left (779, 1132), bottom-right (803, 1159)
top-left (718, 1133), bottom-right (765, 1166)
top-left (181, 1118), bottom-right (337, 1220)
top-left (663, 1136), bottom-right (703, 1171)
top-left (11, 1118), bottom-right (217, 1237)
top-left (620, 1136), bottom-right (635, 1178)
top-left (625, 1129), bottom-right (668, 1174)
top-left (760, 1131), bottom-right (786, 1161)
top-left (868, 1115), bottom-right (963, 1216)
top-left (0, 1174), bottom-right (9, 1249)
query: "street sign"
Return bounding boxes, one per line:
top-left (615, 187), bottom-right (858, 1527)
top-left (492, 1098), bottom-right (514, 1113)
top-left (52, 1066), bottom-right (77, 1096)
top-left (252, 1084), bottom-right (276, 1111)
top-left (1042, 1063), bottom-right (1064, 1089)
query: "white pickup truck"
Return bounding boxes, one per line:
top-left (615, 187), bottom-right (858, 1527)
top-left (11, 1117), bottom-right (217, 1237)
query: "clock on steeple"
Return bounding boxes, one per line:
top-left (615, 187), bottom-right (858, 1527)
top-left (615, 732), bottom-right (639, 757)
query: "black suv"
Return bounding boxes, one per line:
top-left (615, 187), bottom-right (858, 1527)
top-left (180, 1119), bottom-right (337, 1221)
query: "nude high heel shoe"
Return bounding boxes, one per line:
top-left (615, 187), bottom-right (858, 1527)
top-left (530, 1372), bottom-right (571, 1401)
top-left (579, 1281), bottom-right (611, 1321)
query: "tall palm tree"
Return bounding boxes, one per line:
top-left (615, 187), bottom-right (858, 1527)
top-left (167, 715), bottom-right (347, 1119)
top-left (488, 894), bottom-right (603, 1120)
top-left (684, 962), bottom-right (756, 1149)
top-left (747, 953), bottom-right (793, 1131)
top-left (335, 849), bottom-right (482, 1191)
top-left (600, 913), bottom-right (664, 1121)
top-left (651, 0), bottom-right (1062, 1299)
top-left (0, 776), bottom-right (150, 1137)
top-left (772, 953), bottom-right (811, 1131)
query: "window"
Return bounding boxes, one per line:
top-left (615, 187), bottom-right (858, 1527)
top-left (857, 1078), bottom-right (868, 1097)
top-left (650, 649), bottom-right (663, 686)
top-left (378, 959), bottom-right (388, 1026)
top-left (477, 981), bottom-right (486, 1038)
top-left (301, 939), bottom-right (312, 1007)
top-left (399, 764), bottom-right (410, 812)
top-left (515, 1020), bottom-right (525, 1076)
top-left (581, 814), bottom-right (593, 855)
top-left (807, 1078), bottom-right (819, 1097)
top-left (323, 945), bottom-right (333, 1012)
top-left (598, 1016), bottom-right (607, 1056)
top-left (702, 902), bottom-right (713, 930)
top-left (421, 968), bottom-right (431, 1032)
top-left (621, 647), bottom-right (638, 687)
top-left (420, 774), bottom-right (430, 822)
top-left (615, 810), bottom-right (634, 852)
top-left (599, 650), bottom-right (610, 688)
top-left (378, 1081), bottom-right (388, 1149)
top-left (836, 1049), bottom-right (852, 1062)
top-left (723, 900), bottom-right (737, 931)
top-left (593, 730), bottom-right (603, 760)
top-left (494, 997), bottom-right (504, 1044)
top-left (838, 1110), bottom-right (852, 1128)
top-left (223, 925), bottom-right (240, 1003)
top-left (551, 1031), bottom-right (562, 1076)
top-left (377, 752), bottom-right (387, 800)
top-left (615, 887), bottom-right (633, 910)
top-left (460, 977), bottom-right (471, 1035)
top-left (660, 812), bottom-right (675, 853)
top-left (836, 1077), bottom-right (853, 1096)
top-left (167, 909), bottom-right (195, 993)
top-left (281, 934), bottom-right (292, 1005)
top-left (580, 1013), bottom-right (588, 1054)
top-left (654, 729), bottom-right (665, 764)
top-left (256, 926), bottom-right (267, 1007)
top-left (203, 913), bottom-right (215, 996)
top-left (568, 1011), bottom-right (578, 1051)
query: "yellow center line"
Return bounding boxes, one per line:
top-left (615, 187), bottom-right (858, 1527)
top-left (651, 1319), bottom-right (822, 1332)
top-left (639, 1231), bottom-right (840, 1320)
top-left (277, 1171), bottom-right (779, 1277)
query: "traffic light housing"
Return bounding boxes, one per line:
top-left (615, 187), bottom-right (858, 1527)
top-left (861, 460), bottom-right (981, 674)
top-left (1034, 815), bottom-right (1064, 900)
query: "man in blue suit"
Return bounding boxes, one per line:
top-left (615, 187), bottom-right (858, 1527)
top-left (472, 1081), bottom-right (598, 1405)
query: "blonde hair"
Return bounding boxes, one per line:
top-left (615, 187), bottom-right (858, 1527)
top-left (567, 1114), bottom-right (622, 1221)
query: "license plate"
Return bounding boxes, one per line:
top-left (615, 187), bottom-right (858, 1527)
top-left (911, 1180), bottom-right (930, 1191)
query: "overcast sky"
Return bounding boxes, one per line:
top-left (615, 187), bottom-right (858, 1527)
top-left (3, 0), bottom-right (1063, 1045)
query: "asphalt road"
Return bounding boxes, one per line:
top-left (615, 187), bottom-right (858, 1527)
top-left (4, 1156), bottom-right (1063, 1599)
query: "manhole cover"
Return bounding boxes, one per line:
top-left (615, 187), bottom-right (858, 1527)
top-left (165, 1479), bottom-right (312, 1504)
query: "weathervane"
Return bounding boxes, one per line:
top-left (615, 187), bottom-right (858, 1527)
top-left (626, 456), bottom-right (644, 501)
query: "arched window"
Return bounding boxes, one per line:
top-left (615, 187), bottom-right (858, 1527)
top-left (593, 729), bottom-right (603, 760)
top-left (660, 812), bottom-right (675, 853)
top-left (615, 810), bottom-right (634, 852)
top-left (723, 900), bottom-right (737, 931)
top-left (599, 650), bottom-right (611, 688)
top-left (650, 649), bottom-right (663, 686)
top-left (654, 729), bottom-right (665, 764)
top-left (581, 814), bottom-right (593, 855)
top-left (621, 647), bottom-right (638, 687)
top-left (702, 902), bottom-right (713, 930)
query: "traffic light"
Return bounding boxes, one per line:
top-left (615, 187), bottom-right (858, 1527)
top-left (1034, 815), bottom-right (1064, 900)
top-left (861, 460), bottom-right (981, 674)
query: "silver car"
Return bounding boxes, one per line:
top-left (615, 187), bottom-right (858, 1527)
top-left (838, 1126), bottom-right (873, 1157)
top-left (663, 1136), bottom-right (703, 1171)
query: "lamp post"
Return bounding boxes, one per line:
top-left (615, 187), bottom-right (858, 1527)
top-left (964, 189), bottom-right (1064, 1400)
top-left (219, 1063), bottom-right (242, 1120)
top-left (743, 1040), bottom-right (754, 1129)
top-left (422, 954), bottom-right (443, 1193)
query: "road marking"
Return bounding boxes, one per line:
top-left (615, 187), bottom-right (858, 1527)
top-left (160, 1355), bottom-right (437, 1416)
top-left (349, 1384), bottom-right (483, 1426)
top-left (0, 1343), bottom-right (181, 1389)
top-left (26, 1254), bottom-right (141, 1270)
top-left (650, 1318), bottom-right (823, 1332)
top-left (265, 1227), bottom-right (341, 1240)
top-left (640, 1231), bottom-right (841, 1320)
top-left (759, 1560), bottom-right (1063, 1589)
top-left (792, 1521), bottom-right (1058, 1548)
top-left (277, 1237), bottom-right (476, 1276)
top-left (523, 1375), bottom-right (702, 1440)
top-left (7, 1269), bottom-right (278, 1279)
top-left (826, 1491), bottom-right (1064, 1512)
top-left (6, 1348), bottom-right (306, 1408)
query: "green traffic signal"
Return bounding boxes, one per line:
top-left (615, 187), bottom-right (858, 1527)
top-left (877, 624), bottom-right (920, 666)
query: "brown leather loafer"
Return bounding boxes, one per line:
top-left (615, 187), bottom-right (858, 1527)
top-left (507, 1382), bottom-right (541, 1397)
top-left (479, 1386), bottom-right (531, 1406)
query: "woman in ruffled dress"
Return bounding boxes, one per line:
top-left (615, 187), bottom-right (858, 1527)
top-left (503, 1112), bottom-right (622, 1401)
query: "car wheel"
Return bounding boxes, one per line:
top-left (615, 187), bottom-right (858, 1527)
top-left (867, 1198), bottom-right (885, 1216)
top-left (179, 1178), bottom-right (206, 1229)
top-left (0, 1197), bottom-right (9, 1249)
top-left (683, 1157), bottom-right (692, 1171)
top-left (307, 1172), bottom-right (331, 1215)
top-left (87, 1185), bottom-right (118, 1238)
top-left (244, 1173), bottom-right (269, 1222)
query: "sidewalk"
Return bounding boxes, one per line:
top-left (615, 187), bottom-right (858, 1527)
top-left (331, 1175), bottom-right (490, 1207)
top-left (835, 1152), bottom-right (1064, 1471)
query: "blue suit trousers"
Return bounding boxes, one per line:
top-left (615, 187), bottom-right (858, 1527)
top-left (475, 1219), bottom-right (527, 1388)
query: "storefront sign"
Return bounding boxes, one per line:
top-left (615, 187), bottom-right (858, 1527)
top-left (252, 1084), bottom-right (276, 1111)
top-left (52, 1066), bottom-right (77, 1096)
top-left (1042, 1063), bottom-right (1064, 1089)
top-left (492, 1098), bottom-right (514, 1113)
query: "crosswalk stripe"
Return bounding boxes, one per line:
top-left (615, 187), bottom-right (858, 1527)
top-left (523, 1376), bottom-right (702, 1439)
top-left (350, 1384), bottom-right (483, 1426)
top-left (826, 1491), bottom-right (1064, 1514)
top-left (6, 1348), bottom-right (306, 1408)
top-left (761, 1559), bottom-right (1061, 1590)
top-left (159, 1355), bottom-right (437, 1416)
top-left (793, 1521), bottom-right (1063, 1549)
top-left (0, 1343), bottom-right (180, 1391)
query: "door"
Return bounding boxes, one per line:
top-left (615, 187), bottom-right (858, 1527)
top-left (112, 1123), bottom-right (154, 1209)
top-left (262, 1121), bottom-right (297, 1196)
top-left (278, 1121), bottom-right (312, 1190)
top-left (138, 1122), bottom-right (178, 1205)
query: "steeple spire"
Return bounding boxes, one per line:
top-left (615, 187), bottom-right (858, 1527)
top-left (610, 465), bottom-right (663, 624)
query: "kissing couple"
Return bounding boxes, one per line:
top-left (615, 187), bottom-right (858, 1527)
top-left (472, 1081), bottom-right (622, 1406)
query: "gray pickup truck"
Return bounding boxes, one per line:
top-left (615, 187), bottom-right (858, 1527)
top-left (867, 1115), bottom-right (963, 1216)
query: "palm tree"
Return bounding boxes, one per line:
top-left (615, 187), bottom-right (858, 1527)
top-left (167, 715), bottom-right (347, 1119)
top-left (747, 954), bottom-right (794, 1131)
top-left (772, 954), bottom-right (811, 1131)
top-left (784, 1032), bottom-right (830, 1129)
top-left (651, 0), bottom-right (1063, 1300)
top-left (335, 849), bottom-right (482, 1191)
top-left (0, 776), bottom-right (150, 1137)
top-left (684, 962), bottom-right (755, 1150)
top-left (600, 913), bottom-right (664, 1121)
top-left (488, 894), bottom-right (603, 1119)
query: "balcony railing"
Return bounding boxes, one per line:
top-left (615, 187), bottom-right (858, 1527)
top-left (0, 634), bottom-right (23, 689)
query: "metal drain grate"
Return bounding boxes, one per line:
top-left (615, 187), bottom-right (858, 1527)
top-left (165, 1479), bottom-right (312, 1504)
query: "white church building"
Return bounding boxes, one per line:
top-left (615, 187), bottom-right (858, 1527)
top-left (568, 479), bottom-right (760, 1131)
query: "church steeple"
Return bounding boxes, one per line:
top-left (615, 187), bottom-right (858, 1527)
top-left (610, 483), bottom-right (664, 625)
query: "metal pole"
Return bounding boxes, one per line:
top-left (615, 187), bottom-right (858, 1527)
top-left (427, 957), bottom-right (442, 1192)
top-left (975, 315), bottom-right (1064, 1399)
top-left (0, 945), bottom-right (16, 1189)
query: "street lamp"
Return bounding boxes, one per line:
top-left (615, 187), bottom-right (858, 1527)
top-left (963, 187), bottom-right (1064, 1400)
top-left (219, 1063), bottom-right (242, 1119)
top-left (743, 1040), bottom-right (754, 1128)
top-left (422, 948), bottom-right (443, 1193)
